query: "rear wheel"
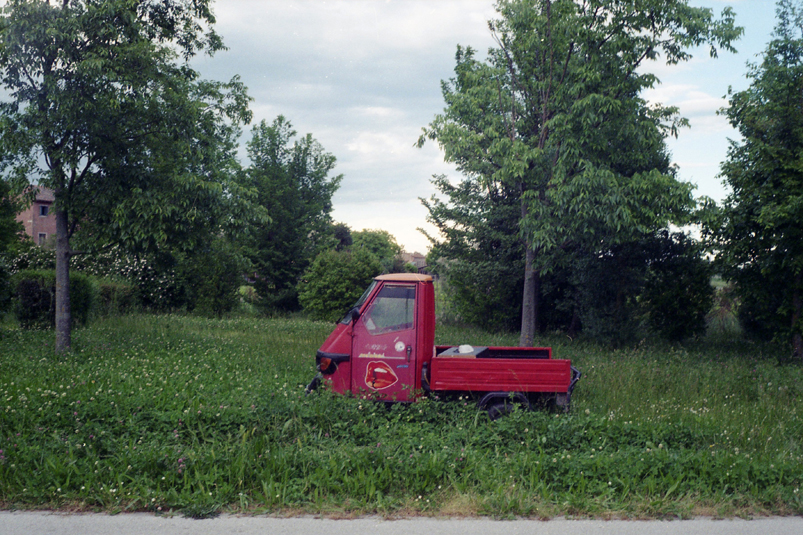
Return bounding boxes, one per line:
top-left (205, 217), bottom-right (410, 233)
top-left (487, 400), bottom-right (513, 421)
top-left (554, 392), bottom-right (571, 413)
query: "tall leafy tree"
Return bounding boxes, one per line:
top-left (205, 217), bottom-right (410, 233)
top-left (421, 174), bottom-right (526, 331)
top-left (245, 116), bottom-right (342, 311)
top-left (714, 0), bottom-right (803, 359)
top-left (0, 0), bottom-right (257, 352)
top-left (420, 0), bottom-right (740, 345)
top-left (352, 229), bottom-right (403, 272)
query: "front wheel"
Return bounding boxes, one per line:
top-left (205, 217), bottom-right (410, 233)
top-left (305, 373), bottom-right (322, 394)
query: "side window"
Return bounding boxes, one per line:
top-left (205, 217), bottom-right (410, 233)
top-left (363, 285), bottom-right (415, 334)
top-left (339, 280), bottom-right (377, 324)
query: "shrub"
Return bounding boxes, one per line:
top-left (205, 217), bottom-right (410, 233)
top-left (14, 276), bottom-right (52, 329)
top-left (96, 279), bottom-right (137, 315)
top-left (11, 270), bottom-right (97, 329)
top-left (9, 243), bottom-right (55, 272)
top-left (297, 249), bottom-right (382, 322)
top-left (176, 238), bottom-right (244, 317)
top-left (641, 232), bottom-right (715, 341)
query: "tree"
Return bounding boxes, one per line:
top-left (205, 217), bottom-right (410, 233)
top-left (421, 174), bottom-right (526, 331)
top-left (423, 172), bottom-right (712, 342)
top-left (0, 178), bottom-right (24, 313)
top-left (332, 223), bottom-right (353, 251)
top-left (297, 249), bottom-right (382, 322)
top-left (352, 229), bottom-right (403, 272)
top-left (713, 0), bottom-right (803, 359)
top-left (245, 116), bottom-right (342, 311)
top-left (641, 232), bottom-right (714, 342)
top-left (420, 0), bottom-right (740, 345)
top-left (0, 0), bottom-right (257, 351)
top-left (0, 181), bottom-right (22, 252)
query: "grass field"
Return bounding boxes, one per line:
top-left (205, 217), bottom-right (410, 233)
top-left (0, 315), bottom-right (801, 518)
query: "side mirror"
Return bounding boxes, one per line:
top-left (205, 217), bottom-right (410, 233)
top-left (349, 307), bottom-right (361, 323)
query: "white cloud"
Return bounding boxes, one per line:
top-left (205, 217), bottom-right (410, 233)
top-left (192, 0), bottom-right (777, 251)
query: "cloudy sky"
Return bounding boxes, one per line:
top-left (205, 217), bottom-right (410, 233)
top-left (193, 0), bottom-right (778, 254)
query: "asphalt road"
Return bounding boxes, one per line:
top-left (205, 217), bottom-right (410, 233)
top-left (2, 513), bottom-right (803, 535)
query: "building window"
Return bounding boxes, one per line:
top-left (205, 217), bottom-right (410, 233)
top-left (39, 205), bottom-right (49, 216)
top-left (38, 233), bottom-right (47, 245)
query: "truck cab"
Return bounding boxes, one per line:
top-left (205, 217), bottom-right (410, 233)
top-left (314, 274), bottom-right (434, 402)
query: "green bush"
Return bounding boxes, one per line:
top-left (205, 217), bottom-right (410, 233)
top-left (96, 279), bottom-right (137, 315)
top-left (641, 232), bottom-right (714, 341)
top-left (11, 270), bottom-right (97, 329)
top-left (297, 249), bottom-right (382, 322)
top-left (9, 243), bottom-right (56, 272)
top-left (176, 238), bottom-right (244, 317)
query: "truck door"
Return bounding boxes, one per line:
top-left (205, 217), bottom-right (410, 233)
top-left (351, 283), bottom-right (417, 401)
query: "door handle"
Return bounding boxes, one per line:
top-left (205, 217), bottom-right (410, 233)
top-left (406, 345), bottom-right (412, 362)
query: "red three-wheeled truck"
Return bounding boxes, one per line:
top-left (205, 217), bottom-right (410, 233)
top-left (307, 274), bottom-right (580, 419)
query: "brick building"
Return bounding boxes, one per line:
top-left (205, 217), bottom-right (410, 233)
top-left (15, 187), bottom-right (56, 245)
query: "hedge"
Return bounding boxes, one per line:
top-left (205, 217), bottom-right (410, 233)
top-left (11, 270), bottom-right (97, 329)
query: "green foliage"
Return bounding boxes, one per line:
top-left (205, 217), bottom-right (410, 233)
top-left (9, 242), bottom-right (55, 272)
top-left (0, 177), bottom-right (19, 315)
top-left (175, 237), bottom-right (245, 317)
top-left (10, 241), bottom-right (245, 317)
top-left (0, 315), bottom-right (801, 516)
top-left (641, 232), bottom-right (715, 341)
top-left (0, 178), bottom-right (24, 256)
top-left (425, 174), bottom-right (713, 342)
top-left (0, 0), bottom-right (262, 351)
top-left (297, 249), bottom-right (383, 322)
top-left (332, 222), bottom-right (353, 252)
top-left (423, 175), bottom-right (526, 331)
top-left (71, 247), bottom-right (182, 312)
top-left (11, 270), bottom-right (96, 329)
top-left (95, 279), bottom-right (136, 316)
top-left (352, 229), bottom-right (403, 272)
top-left (244, 116), bottom-right (342, 312)
top-left (0, 256), bottom-right (10, 316)
top-left (712, 0), bottom-right (803, 359)
top-left (420, 0), bottom-right (741, 344)
top-left (569, 244), bottom-right (648, 345)
top-left (571, 232), bottom-right (714, 345)
top-left (13, 277), bottom-right (50, 329)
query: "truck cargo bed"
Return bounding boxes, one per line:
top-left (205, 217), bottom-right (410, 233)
top-left (431, 346), bottom-right (571, 393)
top-left (435, 345), bottom-right (551, 359)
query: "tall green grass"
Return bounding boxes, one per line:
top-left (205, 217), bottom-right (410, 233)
top-left (0, 315), bottom-right (801, 518)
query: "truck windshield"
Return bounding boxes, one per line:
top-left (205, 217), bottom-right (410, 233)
top-left (362, 284), bottom-right (415, 334)
top-left (339, 280), bottom-right (378, 324)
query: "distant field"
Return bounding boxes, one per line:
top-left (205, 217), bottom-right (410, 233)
top-left (0, 315), bottom-right (801, 518)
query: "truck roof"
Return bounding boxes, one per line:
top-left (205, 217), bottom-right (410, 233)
top-left (374, 273), bottom-right (433, 283)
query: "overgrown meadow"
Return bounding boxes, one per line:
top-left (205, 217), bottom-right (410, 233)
top-left (0, 315), bottom-right (801, 518)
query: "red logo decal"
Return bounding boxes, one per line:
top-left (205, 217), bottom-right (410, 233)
top-left (365, 361), bottom-right (399, 390)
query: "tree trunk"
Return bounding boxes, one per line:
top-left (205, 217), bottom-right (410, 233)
top-left (793, 272), bottom-right (802, 361)
top-left (519, 185), bottom-right (540, 347)
top-left (567, 308), bottom-right (580, 340)
top-left (55, 206), bottom-right (71, 353)
top-left (520, 244), bottom-right (539, 347)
